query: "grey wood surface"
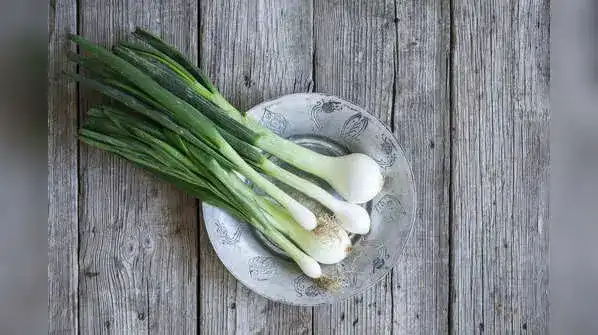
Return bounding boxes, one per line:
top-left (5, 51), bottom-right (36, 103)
top-left (312, 1), bottom-right (395, 334)
top-left (198, 1), bottom-right (314, 334)
top-left (451, 0), bottom-right (550, 333)
top-left (392, 1), bottom-right (451, 334)
top-left (77, 0), bottom-right (199, 333)
top-left (48, 0), bottom-right (78, 333)
top-left (47, 0), bottom-right (550, 334)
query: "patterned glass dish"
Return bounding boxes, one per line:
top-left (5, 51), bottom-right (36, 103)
top-left (202, 93), bottom-right (416, 306)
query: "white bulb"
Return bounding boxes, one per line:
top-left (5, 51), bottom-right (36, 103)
top-left (329, 200), bottom-right (371, 234)
top-left (323, 153), bottom-right (384, 204)
top-left (295, 256), bottom-right (322, 278)
top-left (302, 223), bottom-right (352, 264)
top-left (286, 201), bottom-right (317, 230)
top-left (280, 211), bottom-right (352, 265)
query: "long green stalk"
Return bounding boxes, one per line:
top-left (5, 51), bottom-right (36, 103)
top-left (111, 40), bottom-right (368, 230)
top-left (126, 28), bottom-right (384, 204)
top-left (129, 27), bottom-right (332, 169)
top-left (80, 109), bottom-right (321, 277)
top-left (69, 35), bottom-right (317, 230)
top-left (111, 43), bottom-right (332, 200)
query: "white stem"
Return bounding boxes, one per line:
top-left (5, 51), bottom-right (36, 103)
top-left (285, 201), bottom-right (317, 230)
top-left (295, 255), bottom-right (322, 278)
top-left (257, 136), bottom-right (384, 204)
top-left (223, 146), bottom-right (317, 231)
top-left (262, 160), bottom-right (370, 234)
top-left (326, 199), bottom-right (371, 234)
top-left (261, 198), bottom-right (352, 264)
top-left (260, 223), bottom-right (322, 278)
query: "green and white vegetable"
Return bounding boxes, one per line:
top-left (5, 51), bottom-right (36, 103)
top-left (70, 35), bottom-right (317, 231)
top-left (110, 30), bottom-right (373, 232)
top-left (127, 28), bottom-right (384, 205)
top-left (80, 105), bottom-right (324, 278)
top-left (260, 199), bottom-right (352, 264)
top-left (66, 28), bottom-right (383, 278)
top-left (258, 160), bottom-right (371, 234)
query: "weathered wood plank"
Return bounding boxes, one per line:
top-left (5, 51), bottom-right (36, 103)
top-left (451, 0), bottom-right (550, 333)
top-left (48, 0), bottom-right (78, 333)
top-left (312, 1), bottom-right (395, 334)
top-left (78, 0), bottom-right (199, 333)
top-left (199, 0), bottom-right (313, 334)
top-left (392, 0), bottom-right (451, 334)
top-left (199, 219), bottom-right (237, 335)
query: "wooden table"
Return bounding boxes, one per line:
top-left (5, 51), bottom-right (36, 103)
top-left (49, 0), bottom-right (549, 333)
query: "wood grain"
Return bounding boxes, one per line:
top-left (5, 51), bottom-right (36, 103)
top-left (392, 1), bottom-right (451, 334)
top-left (312, 1), bottom-right (395, 334)
top-left (46, 0), bottom-right (553, 333)
top-left (451, 0), bottom-right (550, 333)
top-left (199, 1), bottom-right (314, 334)
top-left (48, 0), bottom-right (79, 333)
top-left (77, 0), bottom-right (199, 333)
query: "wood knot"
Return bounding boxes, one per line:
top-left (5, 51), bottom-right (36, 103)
top-left (122, 239), bottom-right (139, 261)
top-left (142, 234), bottom-right (155, 251)
top-left (83, 268), bottom-right (99, 278)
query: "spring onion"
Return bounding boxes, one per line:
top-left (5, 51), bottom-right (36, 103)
top-left (260, 198), bottom-right (352, 264)
top-left (69, 35), bottom-right (317, 231)
top-left (79, 105), bottom-right (323, 278)
top-left (66, 29), bottom-right (385, 278)
top-left (199, 124), bottom-right (371, 234)
top-left (109, 37), bottom-right (370, 232)
top-left (128, 27), bottom-right (385, 204)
